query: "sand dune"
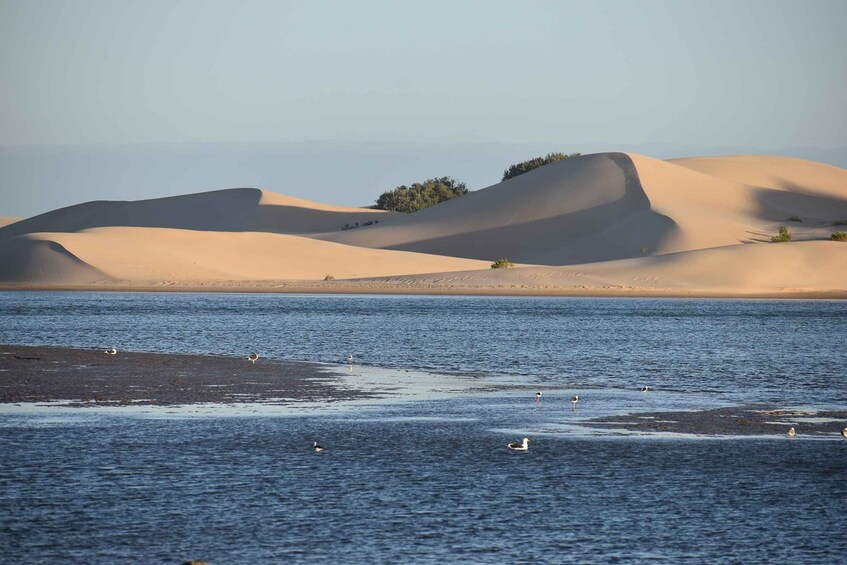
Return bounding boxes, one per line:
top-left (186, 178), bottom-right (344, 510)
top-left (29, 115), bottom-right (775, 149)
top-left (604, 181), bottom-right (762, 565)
top-left (11, 227), bottom-right (489, 282)
top-left (0, 188), bottom-right (391, 242)
top-left (319, 153), bottom-right (677, 265)
top-left (0, 217), bottom-right (20, 228)
top-left (322, 153), bottom-right (847, 263)
top-left (361, 241), bottom-right (847, 295)
top-left (0, 236), bottom-right (109, 284)
top-left (670, 155), bottom-right (847, 199)
top-left (1, 152), bottom-right (845, 296)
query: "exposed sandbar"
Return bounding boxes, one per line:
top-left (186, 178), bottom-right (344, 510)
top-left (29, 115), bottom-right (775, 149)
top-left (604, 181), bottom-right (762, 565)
top-left (0, 344), bottom-right (373, 406)
top-left (583, 406), bottom-right (847, 436)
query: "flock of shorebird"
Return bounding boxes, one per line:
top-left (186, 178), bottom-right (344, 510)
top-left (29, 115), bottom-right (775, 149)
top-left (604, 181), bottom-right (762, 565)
top-left (102, 347), bottom-right (847, 450)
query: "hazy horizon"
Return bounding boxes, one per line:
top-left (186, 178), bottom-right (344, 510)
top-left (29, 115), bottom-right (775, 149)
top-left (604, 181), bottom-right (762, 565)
top-left (3, 141), bottom-right (847, 219)
top-left (2, 0), bottom-right (845, 217)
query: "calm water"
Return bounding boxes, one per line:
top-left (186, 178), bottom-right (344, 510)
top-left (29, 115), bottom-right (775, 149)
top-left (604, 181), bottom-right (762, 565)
top-left (1, 292), bottom-right (846, 563)
top-left (1, 292), bottom-right (846, 404)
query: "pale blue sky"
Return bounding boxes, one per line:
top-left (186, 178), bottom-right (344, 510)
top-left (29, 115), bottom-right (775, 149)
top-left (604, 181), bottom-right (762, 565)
top-left (1, 0), bottom-right (845, 217)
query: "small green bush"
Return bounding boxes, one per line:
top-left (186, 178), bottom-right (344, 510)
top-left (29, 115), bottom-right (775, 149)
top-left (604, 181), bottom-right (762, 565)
top-left (375, 177), bottom-right (468, 213)
top-left (502, 152), bottom-right (581, 181)
top-left (770, 226), bottom-right (792, 243)
top-left (831, 232), bottom-right (847, 242)
top-left (491, 258), bottom-right (514, 269)
top-left (323, 274), bottom-right (335, 281)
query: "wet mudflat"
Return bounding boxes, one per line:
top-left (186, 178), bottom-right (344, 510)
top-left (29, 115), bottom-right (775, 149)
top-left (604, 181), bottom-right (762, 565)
top-left (584, 405), bottom-right (847, 436)
top-left (0, 344), bottom-right (372, 406)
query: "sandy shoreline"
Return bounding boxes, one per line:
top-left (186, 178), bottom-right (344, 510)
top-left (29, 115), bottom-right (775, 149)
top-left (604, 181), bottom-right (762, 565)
top-left (0, 344), bottom-right (374, 406)
top-left (2, 281), bottom-right (845, 299)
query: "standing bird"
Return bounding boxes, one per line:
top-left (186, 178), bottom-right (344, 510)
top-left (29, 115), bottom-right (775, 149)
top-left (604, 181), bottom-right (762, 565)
top-left (508, 438), bottom-right (530, 451)
top-left (105, 348), bottom-right (117, 355)
top-left (312, 441), bottom-right (323, 453)
top-left (841, 427), bottom-right (847, 440)
top-left (535, 392), bottom-right (542, 402)
top-left (344, 354), bottom-right (353, 364)
top-left (787, 427), bottom-right (796, 438)
top-left (248, 352), bottom-right (259, 364)
top-left (640, 386), bottom-right (650, 392)
top-left (570, 395), bottom-right (580, 408)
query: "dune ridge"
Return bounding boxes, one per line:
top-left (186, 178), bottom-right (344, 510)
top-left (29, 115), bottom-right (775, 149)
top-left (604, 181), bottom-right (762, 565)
top-left (1, 152), bottom-right (845, 297)
top-left (318, 153), bottom-right (681, 265)
top-left (0, 188), bottom-right (392, 241)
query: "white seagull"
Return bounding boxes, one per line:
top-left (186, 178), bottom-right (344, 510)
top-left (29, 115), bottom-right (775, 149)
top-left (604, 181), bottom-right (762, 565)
top-left (105, 348), bottom-right (117, 355)
top-left (344, 354), bottom-right (353, 364)
top-left (841, 427), bottom-right (847, 440)
top-left (508, 437), bottom-right (530, 451)
top-left (312, 441), bottom-right (323, 453)
top-left (570, 395), bottom-right (580, 408)
top-left (535, 392), bottom-right (542, 402)
top-left (640, 386), bottom-right (650, 392)
top-left (787, 427), bottom-right (796, 438)
top-left (248, 352), bottom-right (259, 364)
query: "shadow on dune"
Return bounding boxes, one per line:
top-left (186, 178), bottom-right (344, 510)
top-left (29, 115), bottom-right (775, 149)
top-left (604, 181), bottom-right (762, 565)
top-left (0, 238), bottom-right (111, 283)
top-left (0, 188), bottom-right (384, 240)
top-left (374, 153), bottom-right (681, 266)
top-left (741, 230), bottom-right (773, 244)
top-left (753, 184), bottom-right (847, 224)
top-left (380, 201), bottom-right (679, 266)
top-left (252, 204), bottom-right (385, 234)
top-left (0, 188), bottom-right (264, 241)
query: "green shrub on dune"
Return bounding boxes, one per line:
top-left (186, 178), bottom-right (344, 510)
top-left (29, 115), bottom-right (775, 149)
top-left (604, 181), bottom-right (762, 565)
top-left (831, 231), bottom-right (847, 242)
top-left (374, 177), bottom-right (468, 213)
top-left (770, 226), bottom-right (792, 243)
top-left (502, 152), bottom-right (582, 181)
top-left (491, 258), bottom-right (514, 269)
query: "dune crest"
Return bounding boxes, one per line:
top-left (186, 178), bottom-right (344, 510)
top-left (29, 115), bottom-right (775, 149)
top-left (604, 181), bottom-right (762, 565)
top-left (320, 153), bottom-right (680, 265)
top-left (0, 188), bottom-right (391, 241)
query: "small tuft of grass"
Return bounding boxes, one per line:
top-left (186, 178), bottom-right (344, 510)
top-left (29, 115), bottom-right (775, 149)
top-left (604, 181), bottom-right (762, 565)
top-left (770, 226), bottom-right (792, 243)
top-left (831, 232), bottom-right (847, 242)
top-left (323, 274), bottom-right (335, 281)
top-left (491, 258), bottom-right (514, 269)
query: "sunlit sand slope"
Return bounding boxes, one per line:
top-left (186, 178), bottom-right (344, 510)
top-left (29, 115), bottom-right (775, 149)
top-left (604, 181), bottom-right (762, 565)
top-left (5, 228), bottom-right (489, 282)
top-left (361, 241), bottom-right (847, 295)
